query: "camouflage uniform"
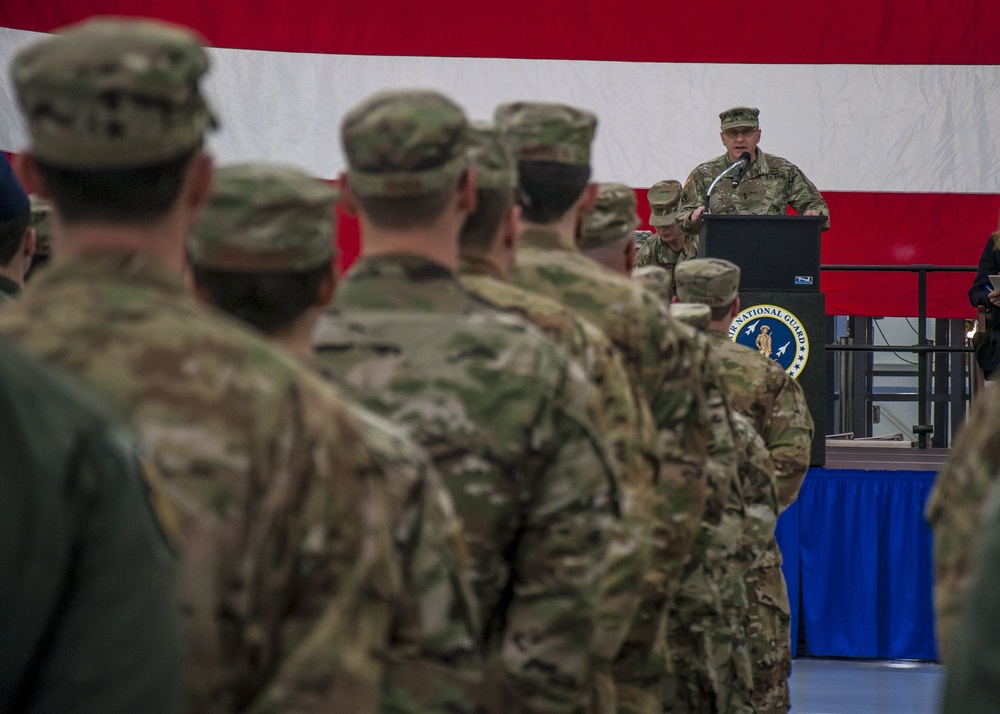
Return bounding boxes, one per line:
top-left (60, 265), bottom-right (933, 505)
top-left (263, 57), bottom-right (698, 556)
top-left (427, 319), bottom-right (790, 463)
top-left (634, 180), bottom-right (698, 300)
top-left (675, 107), bottom-right (830, 235)
top-left (496, 102), bottom-right (709, 713)
top-left (926, 385), bottom-right (1000, 662)
top-left (459, 125), bottom-right (654, 706)
top-left (188, 163), bottom-right (484, 713)
top-left (5, 20), bottom-right (432, 713)
top-left (0, 336), bottom-right (182, 714)
top-left (676, 259), bottom-right (814, 714)
top-left (314, 91), bottom-right (621, 714)
top-left (940, 478), bottom-right (1000, 711)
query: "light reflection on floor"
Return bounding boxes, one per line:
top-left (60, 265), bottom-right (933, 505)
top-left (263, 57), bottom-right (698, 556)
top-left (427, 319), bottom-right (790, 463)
top-left (789, 658), bottom-right (943, 713)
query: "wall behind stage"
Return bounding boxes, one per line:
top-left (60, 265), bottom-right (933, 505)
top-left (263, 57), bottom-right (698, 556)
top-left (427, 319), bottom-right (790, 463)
top-left (3, 0), bottom-right (1000, 318)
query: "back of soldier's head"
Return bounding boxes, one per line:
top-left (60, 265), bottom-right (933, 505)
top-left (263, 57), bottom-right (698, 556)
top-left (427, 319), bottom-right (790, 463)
top-left (341, 89), bottom-right (469, 230)
top-left (0, 158), bottom-right (31, 267)
top-left (674, 257), bottom-right (741, 320)
top-left (188, 163), bottom-right (337, 334)
top-left (11, 17), bottom-right (217, 226)
top-left (494, 102), bottom-right (596, 224)
top-left (459, 122), bottom-right (518, 254)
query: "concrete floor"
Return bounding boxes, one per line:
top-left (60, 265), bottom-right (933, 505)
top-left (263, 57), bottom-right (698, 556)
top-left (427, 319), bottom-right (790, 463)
top-left (790, 658), bottom-right (943, 713)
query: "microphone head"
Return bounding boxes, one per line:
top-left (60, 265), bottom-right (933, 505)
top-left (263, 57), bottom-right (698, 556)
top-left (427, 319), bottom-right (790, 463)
top-left (738, 151), bottom-right (752, 165)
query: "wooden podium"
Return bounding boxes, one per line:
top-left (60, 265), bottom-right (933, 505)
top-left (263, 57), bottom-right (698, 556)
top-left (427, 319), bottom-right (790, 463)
top-left (699, 215), bottom-right (826, 466)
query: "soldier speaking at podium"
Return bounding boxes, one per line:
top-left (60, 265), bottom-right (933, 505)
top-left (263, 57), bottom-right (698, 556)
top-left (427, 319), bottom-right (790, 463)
top-left (675, 106), bottom-right (830, 236)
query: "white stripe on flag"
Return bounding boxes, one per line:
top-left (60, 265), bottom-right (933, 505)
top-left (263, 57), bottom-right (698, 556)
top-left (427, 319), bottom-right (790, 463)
top-left (3, 26), bottom-right (1000, 193)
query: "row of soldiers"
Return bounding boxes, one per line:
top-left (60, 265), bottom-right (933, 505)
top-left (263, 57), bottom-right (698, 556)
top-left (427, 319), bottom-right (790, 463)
top-left (0, 16), bottom-right (814, 714)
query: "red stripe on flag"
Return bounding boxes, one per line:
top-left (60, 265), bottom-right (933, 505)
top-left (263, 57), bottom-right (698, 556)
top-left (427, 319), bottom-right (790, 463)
top-left (336, 190), bottom-right (996, 319)
top-left (4, 1), bottom-right (1000, 64)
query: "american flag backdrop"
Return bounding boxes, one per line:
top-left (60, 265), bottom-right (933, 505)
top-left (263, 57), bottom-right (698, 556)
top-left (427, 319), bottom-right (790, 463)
top-left (2, 0), bottom-right (1000, 318)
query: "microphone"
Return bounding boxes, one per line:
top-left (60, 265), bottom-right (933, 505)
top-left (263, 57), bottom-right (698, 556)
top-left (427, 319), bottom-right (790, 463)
top-left (731, 152), bottom-right (752, 188)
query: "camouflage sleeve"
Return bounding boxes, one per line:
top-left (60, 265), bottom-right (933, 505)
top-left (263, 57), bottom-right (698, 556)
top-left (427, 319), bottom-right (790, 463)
top-left (765, 373), bottom-right (814, 511)
top-left (345, 406), bottom-right (483, 714)
top-left (785, 164), bottom-right (830, 230)
top-left (496, 357), bottom-right (620, 713)
top-left (925, 394), bottom-right (1000, 663)
top-left (941, 480), bottom-right (1000, 709)
top-left (633, 235), bottom-right (660, 269)
top-left (676, 169), bottom-right (709, 235)
top-left (731, 412), bottom-right (778, 569)
top-left (642, 295), bottom-right (710, 575)
top-left (241, 382), bottom-right (403, 714)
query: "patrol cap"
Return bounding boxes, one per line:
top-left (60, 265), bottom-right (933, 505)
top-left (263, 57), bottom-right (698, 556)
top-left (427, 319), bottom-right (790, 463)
top-left (188, 163), bottom-right (337, 272)
top-left (579, 182), bottom-right (639, 249)
top-left (647, 179), bottom-right (681, 228)
top-left (634, 229), bottom-right (653, 249)
top-left (494, 102), bottom-right (596, 166)
top-left (669, 302), bottom-right (711, 331)
top-left (29, 196), bottom-right (52, 256)
top-left (633, 264), bottom-right (674, 298)
top-left (11, 17), bottom-right (218, 169)
top-left (467, 122), bottom-right (517, 189)
top-left (341, 89), bottom-right (469, 198)
top-left (0, 157), bottom-right (30, 222)
top-left (674, 258), bottom-right (741, 307)
top-left (719, 106), bottom-right (760, 131)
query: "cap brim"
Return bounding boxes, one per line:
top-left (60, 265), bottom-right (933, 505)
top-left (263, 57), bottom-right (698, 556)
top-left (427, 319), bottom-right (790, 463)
top-left (649, 213), bottom-right (677, 227)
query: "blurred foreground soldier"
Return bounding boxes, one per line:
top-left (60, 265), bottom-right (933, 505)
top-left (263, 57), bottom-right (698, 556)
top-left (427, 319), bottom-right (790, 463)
top-left (0, 156), bottom-right (34, 299)
top-left (927, 386), bottom-right (1000, 661)
top-left (941, 479), bottom-right (1000, 712)
top-left (675, 258), bottom-right (814, 714)
top-left (456, 124), bottom-right (655, 712)
top-left (313, 89), bottom-right (621, 714)
top-left (593, 189), bottom-right (765, 714)
top-left (676, 107), bottom-right (830, 236)
top-left (0, 336), bottom-right (181, 713)
top-left (4, 18), bottom-right (407, 713)
top-left (186, 162), bottom-right (482, 712)
top-left (634, 181), bottom-right (697, 297)
top-left (496, 101), bottom-right (709, 714)
top-left (26, 195), bottom-right (52, 279)
top-left (670, 302), bottom-right (780, 713)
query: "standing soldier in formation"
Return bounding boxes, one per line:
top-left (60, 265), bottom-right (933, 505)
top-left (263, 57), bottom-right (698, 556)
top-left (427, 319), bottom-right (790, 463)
top-left (675, 107), bottom-right (830, 237)
top-left (0, 336), bottom-right (183, 714)
top-left (674, 258), bottom-right (814, 714)
top-left (313, 89), bottom-right (622, 714)
top-left (454, 122), bottom-right (656, 712)
top-left (1, 18), bottom-right (428, 712)
top-left (0, 157), bottom-right (34, 300)
top-left (583, 184), bottom-right (752, 713)
top-left (184, 162), bottom-right (484, 712)
top-left (494, 101), bottom-right (709, 713)
top-left (634, 180), bottom-right (698, 301)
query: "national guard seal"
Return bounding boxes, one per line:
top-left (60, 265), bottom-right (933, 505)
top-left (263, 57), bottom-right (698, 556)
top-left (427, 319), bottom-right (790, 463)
top-left (729, 303), bottom-right (809, 379)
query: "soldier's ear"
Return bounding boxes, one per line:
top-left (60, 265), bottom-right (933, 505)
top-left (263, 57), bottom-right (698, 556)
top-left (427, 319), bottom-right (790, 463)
top-left (456, 167), bottom-right (477, 214)
top-left (731, 296), bottom-right (741, 318)
top-left (578, 183), bottom-right (598, 213)
top-left (12, 153), bottom-right (46, 197)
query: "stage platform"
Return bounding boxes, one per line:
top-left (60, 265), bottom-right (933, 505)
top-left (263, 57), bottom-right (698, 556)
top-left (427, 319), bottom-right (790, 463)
top-left (777, 442), bottom-right (945, 661)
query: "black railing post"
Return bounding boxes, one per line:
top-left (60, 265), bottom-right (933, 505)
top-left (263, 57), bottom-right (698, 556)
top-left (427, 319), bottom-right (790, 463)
top-left (914, 268), bottom-right (932, 448)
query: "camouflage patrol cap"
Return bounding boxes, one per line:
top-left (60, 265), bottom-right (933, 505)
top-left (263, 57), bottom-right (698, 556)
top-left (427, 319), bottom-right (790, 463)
top-left (188, 163), bottom-right (337, 272)
top-left (341, 90), bottom-right (469, 198)
top-left (467, 122), bottom-right (517, 189)
top-left (579, 183), bottom-right (639, 249)
top-left (29, 196), bottom-right (52, 257)
top-left (633, 264), bottom-right (673, 295)
top-left (674, 258), bottom-right (741, 307)
top-left (647, 179), bottom-right (682, 228)
top-left (0, 157), bottom-right (29, 222)
top-left (719, 106), bottom-right (760, 131)
top-left (494, 102), bottom-right (597, 166)
top-left (669, 302), bottom-right (711, 331)
top-left (11, 17), bottom-right (218, 169)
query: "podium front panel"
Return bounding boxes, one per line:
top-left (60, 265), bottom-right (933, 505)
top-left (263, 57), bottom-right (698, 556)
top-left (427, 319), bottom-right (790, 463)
top-left (699, 215), bottom-right (822, 293)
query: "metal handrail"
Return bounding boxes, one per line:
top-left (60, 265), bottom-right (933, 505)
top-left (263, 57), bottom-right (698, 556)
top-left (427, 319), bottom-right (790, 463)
top-left (821, 264), bottom-right (978, 448)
